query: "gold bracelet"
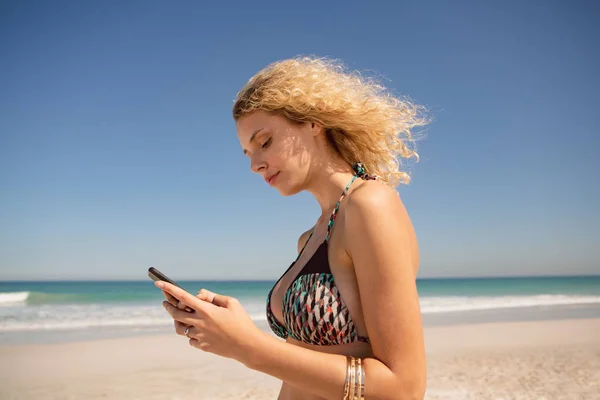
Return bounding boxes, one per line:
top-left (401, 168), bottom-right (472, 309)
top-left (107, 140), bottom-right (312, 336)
top-left (350, 357), bottom-right (356, 399)
top-left (347, 357), bottom-right (364, 400)
top-left (343, 356), bottom-right (351, 400)
top-left (355, 358), bottom-right (361, 400)
top-left (354, 358), bottom-right (361, 400)
top-left (357, 358), bottom-right (364, 399)
top-left (344, 356), bottom-right (366, 400)
top-left (360, 358), bottom-right (365, 399)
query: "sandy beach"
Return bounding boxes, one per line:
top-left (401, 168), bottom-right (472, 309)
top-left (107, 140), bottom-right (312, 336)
top-left (1, 318), bottom-right (598, 400)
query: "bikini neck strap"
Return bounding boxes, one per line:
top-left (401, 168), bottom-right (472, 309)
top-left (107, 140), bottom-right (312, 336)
top-left (325, 162), bottom-right (378, 241)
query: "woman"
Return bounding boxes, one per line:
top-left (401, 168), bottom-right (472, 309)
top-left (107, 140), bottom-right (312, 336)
top-left (157, 56), bottom-right (428, 399)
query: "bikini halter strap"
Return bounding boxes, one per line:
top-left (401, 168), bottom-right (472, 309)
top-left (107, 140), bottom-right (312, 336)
top-left (295, 163), bottom-right (378, 257)
top-left (325, 162), bottom-right (378, 241)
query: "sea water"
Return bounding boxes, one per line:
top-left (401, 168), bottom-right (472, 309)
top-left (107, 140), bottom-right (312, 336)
top-left (1, 276), bottom-right (599, 344)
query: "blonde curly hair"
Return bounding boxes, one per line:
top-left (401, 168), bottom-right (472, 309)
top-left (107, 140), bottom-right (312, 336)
top-left (232, 56), bottom-right (429, 186)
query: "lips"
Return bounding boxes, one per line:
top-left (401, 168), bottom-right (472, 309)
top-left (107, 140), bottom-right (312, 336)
top-left (266, 172), bottom-right (280, 186)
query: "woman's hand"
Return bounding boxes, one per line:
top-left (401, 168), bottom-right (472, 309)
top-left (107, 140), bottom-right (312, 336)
top-left (156, 281), bottom-right (263, 365)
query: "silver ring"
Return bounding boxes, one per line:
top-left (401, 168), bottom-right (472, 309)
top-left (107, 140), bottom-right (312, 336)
top-left (184, 326), bottom-right (191, 338)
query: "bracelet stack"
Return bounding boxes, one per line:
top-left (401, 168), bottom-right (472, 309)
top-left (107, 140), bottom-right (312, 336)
top-left (343, 356), bottom-right (365, 399)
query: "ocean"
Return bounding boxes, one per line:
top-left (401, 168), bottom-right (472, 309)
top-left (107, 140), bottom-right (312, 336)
top-left (1, 276), bottom-right (600, 345)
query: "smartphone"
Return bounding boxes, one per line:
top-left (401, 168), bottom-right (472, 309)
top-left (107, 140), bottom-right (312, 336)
top-left (148, 266), bottom-right (183, 288)
top-left (148, 266), bottom-right (194, 312)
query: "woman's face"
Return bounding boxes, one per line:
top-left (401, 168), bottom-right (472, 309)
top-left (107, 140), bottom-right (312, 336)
top-left (237, 110), bottom-right (319, 196)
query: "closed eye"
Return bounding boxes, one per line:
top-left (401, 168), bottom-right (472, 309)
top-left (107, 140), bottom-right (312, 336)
top-left (262, 137), bottom-right (272, 148)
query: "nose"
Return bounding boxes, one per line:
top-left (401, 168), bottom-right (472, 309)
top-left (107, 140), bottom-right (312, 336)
top-left (250, 155), bottom-right (266, 173)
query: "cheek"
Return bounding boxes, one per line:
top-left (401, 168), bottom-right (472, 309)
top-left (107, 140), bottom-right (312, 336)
top-left (263, 148), bottom-right (284, 168)
top-left (277, 135), bottom-right (311, 165)
top-left (264, 137), bottom-right (291, 168)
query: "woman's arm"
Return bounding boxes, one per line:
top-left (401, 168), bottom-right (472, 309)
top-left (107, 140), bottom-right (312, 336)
top-left (243, 183), bottom-right (426, 400)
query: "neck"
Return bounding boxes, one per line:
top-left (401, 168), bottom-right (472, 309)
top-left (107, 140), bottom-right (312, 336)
top-left (305, 159), bottom-right (356, 220)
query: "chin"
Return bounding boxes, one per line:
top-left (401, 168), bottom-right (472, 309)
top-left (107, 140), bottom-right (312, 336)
top-left (276, 186), bottom-right (298, 197)
top-left (276, 179), bottom-right (303, 197)
top-left (279, 189), bottom-right (300, 197)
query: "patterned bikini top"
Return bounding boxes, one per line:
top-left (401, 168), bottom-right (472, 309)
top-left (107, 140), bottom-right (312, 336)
top-left (265, 163), bottom-right (377, 346)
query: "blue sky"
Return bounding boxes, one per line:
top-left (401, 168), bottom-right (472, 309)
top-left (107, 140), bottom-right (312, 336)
top-left (1, 0), bottom-right (598, 280)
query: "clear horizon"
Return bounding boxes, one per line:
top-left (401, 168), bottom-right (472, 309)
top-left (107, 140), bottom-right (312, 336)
top-left (2, 274), bottom-right (599, 283)
top-left (1, 1), bottom-right (599, 280)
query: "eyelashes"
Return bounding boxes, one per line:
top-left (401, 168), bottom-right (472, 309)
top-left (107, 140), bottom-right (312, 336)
top-left (262, 137), bottom-right (272, 149)
top-left (244, 137), bottom-right (272, 159)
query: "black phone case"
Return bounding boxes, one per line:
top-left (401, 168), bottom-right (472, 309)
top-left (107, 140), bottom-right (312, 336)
top-left (148, 267), bottom-right (194, 312)
top-left (148, 267), bottom-right (182, 288)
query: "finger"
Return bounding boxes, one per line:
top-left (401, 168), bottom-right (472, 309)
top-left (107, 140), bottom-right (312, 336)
top-left (212, 293), bottom-right (237, 308)
top-left (162, 290), bottom-right (179, 306)
top-left (156, 282), bottom-right (211, 315)
top-left (174, 320), bottom-right (187, 336)
top-left (162, 301), bottom-right (201, 325)
top-left (183, 325), bottom-right (194, 339)
top-left (176, 300), bottom-right (195, 313)
top-left (189, 338), bottom-right (211, 352)
top-left (164, 291), bottom-right (194, 312)
top-left (197, 289), bottom-right (234, 308)
top-left (196, 289), bottom-right (216, 303)
top-left (174, 320), bottom-right (205, 336)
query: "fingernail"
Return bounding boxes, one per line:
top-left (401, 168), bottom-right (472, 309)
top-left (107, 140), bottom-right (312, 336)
top-left (155, 281), bottom-right (164, 288)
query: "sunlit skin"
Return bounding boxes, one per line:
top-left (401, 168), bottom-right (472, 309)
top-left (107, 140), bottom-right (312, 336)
top-left (158, 110), bottom-right (426, 400)
top-left (238, 110), bottom-right (360, 213)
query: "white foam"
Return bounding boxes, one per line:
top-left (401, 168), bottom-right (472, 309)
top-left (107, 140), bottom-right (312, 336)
top-left (0, 294), bottom-right (598, 334)
top-left (0, 301), bottom-right (268, 333)
top-left (0, 313), bottom-right (268, 332)
top-left (420, 294), bottom-right (600, 314)
top-left (0, 291), bottom-right (30, 305)
top-left (249, 313), bottom-right (268, 322)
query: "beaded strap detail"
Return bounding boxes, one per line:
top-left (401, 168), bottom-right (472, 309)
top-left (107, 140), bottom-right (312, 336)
top-left (325, 162), bottom-right (378, 241)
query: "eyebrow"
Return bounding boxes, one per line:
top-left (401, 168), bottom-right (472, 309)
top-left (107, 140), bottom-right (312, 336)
top-left (242, 128), bottom-right (265, 155)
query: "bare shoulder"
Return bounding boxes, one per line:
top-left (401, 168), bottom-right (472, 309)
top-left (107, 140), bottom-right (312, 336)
top-left (343, 180), bottom-right (418, 273)
top-left (345, 179), bottom-right (405, 216)
top-left (297, 227), bottom-right (314, 253)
